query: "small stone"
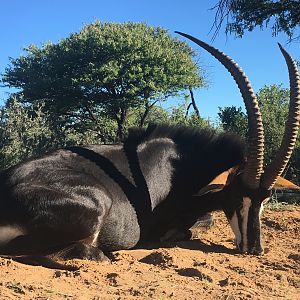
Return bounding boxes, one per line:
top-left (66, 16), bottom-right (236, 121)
top-left (53, 270), bottom-right (62, 278)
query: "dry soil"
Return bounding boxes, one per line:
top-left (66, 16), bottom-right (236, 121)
top-left (0, 205), bottom-right (299, 300)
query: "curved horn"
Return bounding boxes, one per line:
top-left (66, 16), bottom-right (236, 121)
top-left (261, 44), bottom-right (300, 189)
top-left (175, 31), bottom-right (264, 189)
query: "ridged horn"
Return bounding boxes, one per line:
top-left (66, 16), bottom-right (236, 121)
top-left (175, 31), bottom-right (264, 189)
top-left (261, 44), bottom-right (300, 190)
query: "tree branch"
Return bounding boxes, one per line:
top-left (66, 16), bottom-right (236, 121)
top-left (189, 89), bottom-right (200, 119)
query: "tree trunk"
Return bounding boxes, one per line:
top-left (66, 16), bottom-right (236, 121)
top-left (139, 99), bottom-right (158, 127)
top-left (139, 102), bottom-right (150, 127)
top-left (185, 103), bottom-right (193, 118)
top-left (189, 88), bottom-right (200, 119)
top-left (115, 108), bottom-right (127, 141)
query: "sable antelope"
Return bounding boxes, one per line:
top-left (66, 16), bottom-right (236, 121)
top-left (0, 33), bottom-right (299, 267)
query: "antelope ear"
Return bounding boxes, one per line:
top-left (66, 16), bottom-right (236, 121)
top-left (273, 176), bottom-right (300, 190)
top-left (194, 166), bottom-right (240, 197)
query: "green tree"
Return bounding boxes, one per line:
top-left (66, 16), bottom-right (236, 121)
top-left (167, 103), bottom-right (211, 128)
top-left (0, 97), bottom-right (57, 169)
top-left (218, 84), bottom-right (300, 181)
top-left (126, 105), bottom-right (170, 129)
top-left (0, 97), bottom-right (109, 170)
top-left (2, 21), bottom-right (204, 139)
top-left (257, 84), bottom-right (290, 165)
top-left (218, 105), bottom-right (248, 137)
top-left (257, 84), bottom-right (300, 181)
top-left (212, 0), bottom-right (300, 40)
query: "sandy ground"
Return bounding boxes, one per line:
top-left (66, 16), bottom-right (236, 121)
top-left (0, 205), bottom-right (299, 300)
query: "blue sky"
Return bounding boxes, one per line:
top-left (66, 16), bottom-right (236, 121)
top-left (0, 0), bottom-right (299, 122)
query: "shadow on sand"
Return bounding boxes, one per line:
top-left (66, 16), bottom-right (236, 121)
top-left (137, 238), bottom-right (238, 255)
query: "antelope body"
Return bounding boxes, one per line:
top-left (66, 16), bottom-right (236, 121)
top-left (0, 33), bottom-right (299, 265)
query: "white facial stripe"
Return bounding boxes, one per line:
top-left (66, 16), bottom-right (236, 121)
top-left (259, 202), bottom-right (264, 218)
top-left (260, 197), bottom-right (269, 218)
top-left (228, 212), bottom-right (241, 246)
top-left (0, 225), bottom-right (26, 247)
top-left (257, 197), bottom-right (269, 240)
top-left (241, 197), bottom-right (252, 252)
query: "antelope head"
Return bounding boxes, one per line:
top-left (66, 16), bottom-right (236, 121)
top-left (176, 32), bottom-right (300, 255)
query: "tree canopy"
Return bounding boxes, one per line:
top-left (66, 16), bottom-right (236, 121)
top-left (212, 0), bottom-right (300, 41)
top-left (2, 22), bottom-right (205, 138)
top-left (218, 105), bottom-right (247, 137)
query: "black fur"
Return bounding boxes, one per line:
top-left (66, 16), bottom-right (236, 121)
top-left (0, 124), bottom-right (245, 261)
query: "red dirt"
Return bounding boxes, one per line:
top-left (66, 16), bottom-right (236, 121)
top-left (0, 206), bottom-right (299, 300)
